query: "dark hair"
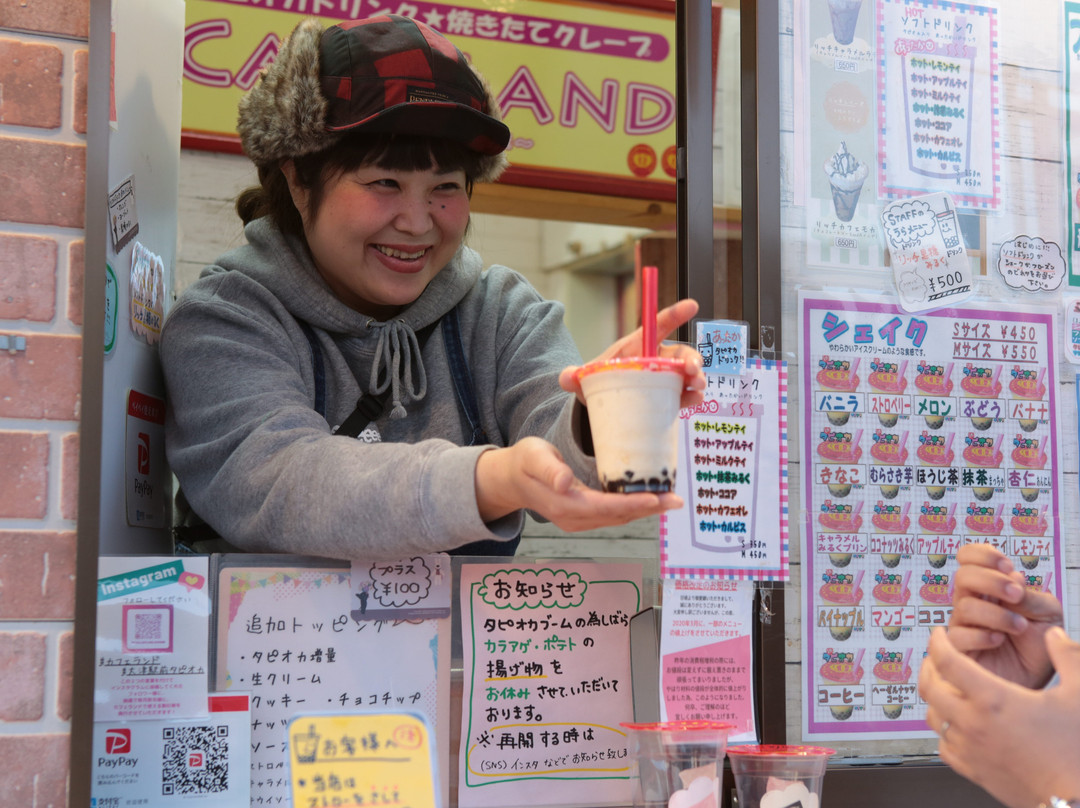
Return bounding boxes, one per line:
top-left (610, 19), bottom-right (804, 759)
top-left (236, 133), bottom-right (482, 236)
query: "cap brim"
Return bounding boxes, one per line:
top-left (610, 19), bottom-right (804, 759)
top-left (327, 102), bottom-right (510, 155)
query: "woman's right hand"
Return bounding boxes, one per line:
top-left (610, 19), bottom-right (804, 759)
top-left (948, 543), bottom-right (1063, 688)
top-left (475, 437), bottom-right (683, 532)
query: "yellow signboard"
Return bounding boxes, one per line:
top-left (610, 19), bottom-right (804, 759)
top-left (181, 0), bottom-right (718, 201)
top-left (288, 712), bottom-right (437, 808)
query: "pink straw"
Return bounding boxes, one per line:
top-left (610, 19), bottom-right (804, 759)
top-left (853, 648), bottom-right (865, 674)
top-left (992, 364), bottom-right (1002, 386)
top-left (902, 648), bottom-right (913, 671)
top-left (850, 357), bottom-right (861, 376)
top-left (641, 265), bottom-right (658, 357)
top-left (853, 429), bottom-right (863, 446)
top-left (901, 502), bottom-right (911, 519)
top-left (901, 570), bottom-right (911, 592)
top-left (898, 360), bottom-right (908, 379)
top-left (852, 569), bottom-right (864, 593)
top-left (1036, 367), bottom-right (1046, 390)
top-left (944, 433), bottom-right (954, 455)
top-left (852, 501), bottom-right (864, 516)
top-left (1043, 572), bottom-right (1053, 592)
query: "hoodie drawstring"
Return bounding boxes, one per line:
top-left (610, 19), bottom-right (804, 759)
top-left (368, 320), bottom-right (427, 419)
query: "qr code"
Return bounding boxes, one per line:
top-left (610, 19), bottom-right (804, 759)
top-left (161, 725), bottom-right (229, 795)
top-left (133, 612), bottom-right (163, 641)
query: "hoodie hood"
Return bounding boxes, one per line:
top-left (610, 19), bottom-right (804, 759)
top-left (205, 216), bottom-right (483, 417)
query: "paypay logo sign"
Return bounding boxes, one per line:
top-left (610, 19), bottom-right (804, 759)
top-left (104, 728), bottom-right (131, 754)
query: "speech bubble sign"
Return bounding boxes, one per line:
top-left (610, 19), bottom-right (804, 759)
top-left (880, 199), bottom-right (935, 250)
top-left (369, 557), bottom-right (434, 609)
top-left (997, 235), bottom-right (1065, 292)
top-left (178, 571), bottom-right (205, 592)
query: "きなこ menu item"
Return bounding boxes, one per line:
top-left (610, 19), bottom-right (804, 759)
top-left (661, 359), bottom-right (789, 581)
top-left (799, 294), bottom-right (1064, 740)
top-left (457, 562), bottom-right (642, 808)
top-left (95, 556), bottom-right (211, 722)
top-left (215, 561), bottom-right (449, 808)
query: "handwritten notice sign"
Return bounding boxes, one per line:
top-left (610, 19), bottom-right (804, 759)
top-left (350, 555), bottom-right (451, 622)
top-left (95, 556), bottom-right (210, 722)
top-left (799, 293), bottom-right (1065, 740)
top-left (215, 562), bottom-right (449, 807)
top-left (108, 174), bottom-right (139, 253)
top-left (877, 0), bottom-right (999, 209)
top-left (881, 192), bottom-right (973, 312)
top-left (458, 562), bottom-right (642, 808)
top-left (696, 320), bottom-right (748, 375)
top-left (997, 235), bottom-right (1066, 292)
top-left (658, 579), bottom-right (757, 743)
top-left (661, 360), bottom-right (789, 581)
top-left (288, 712), bottom-right (437, 808)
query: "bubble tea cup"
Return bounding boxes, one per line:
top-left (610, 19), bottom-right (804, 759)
top-left (727, 745), bottom-right (835, 808)
top-left (575, 356), bottom-right (684, 493)
top-left (620, 720), bottom-right (733, 808)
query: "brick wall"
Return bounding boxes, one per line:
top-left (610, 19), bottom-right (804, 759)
top-left (0, 1), bottom-right (91, 805)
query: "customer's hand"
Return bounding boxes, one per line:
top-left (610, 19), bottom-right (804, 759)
top-left (475, 437), bottom-right (683, 531)
top-left (920, 625), bottom-right (1080, 808)
top-left (559, 298), bottom-right (706, 412)
top-left (948, 543), bottom-right (1062, 688)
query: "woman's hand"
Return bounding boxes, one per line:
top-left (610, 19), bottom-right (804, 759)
top-left (559, 298), bottom-right (706, 411)
top-left (475, 437), bottom-right (683, 531)
top-left (947, 543), bottom-right (1063, 688)
top-left (919, 625), bottom-right (1080, 808)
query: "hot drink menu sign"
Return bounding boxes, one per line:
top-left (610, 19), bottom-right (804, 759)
top-left (799, 292), bottom-right (1064, 739)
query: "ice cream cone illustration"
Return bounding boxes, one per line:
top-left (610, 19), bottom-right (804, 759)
top-left (828, 0), bottom-right (863, 45)
top-left (824, 142), bottom-right (869, 222)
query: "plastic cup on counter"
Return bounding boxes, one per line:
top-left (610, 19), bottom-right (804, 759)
top-left (620, 720), bottom-right (733, 808)
top-left (727, 744), bottom-right (835, 808)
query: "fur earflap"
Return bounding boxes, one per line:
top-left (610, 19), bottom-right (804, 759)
top-left (236, 16), bottom-right (509, 183)
top-left (237, 18), bottom-right (339, 166)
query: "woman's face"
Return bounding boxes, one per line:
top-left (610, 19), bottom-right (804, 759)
top-left (285, 161), bottom-right (470, 319)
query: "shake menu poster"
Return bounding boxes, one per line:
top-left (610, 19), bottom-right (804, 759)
top-left (799, 293), bottom-right (1064, 739)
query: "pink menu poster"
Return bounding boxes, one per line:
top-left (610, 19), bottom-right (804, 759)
top-left (799, 292), bottom-right (1064, 739)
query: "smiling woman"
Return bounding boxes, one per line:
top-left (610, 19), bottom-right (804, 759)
top-left (159, 12), bottom-right (706, 564)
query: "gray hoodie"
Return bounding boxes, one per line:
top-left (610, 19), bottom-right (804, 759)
top-left (160, 217), bottom-right (597, 560)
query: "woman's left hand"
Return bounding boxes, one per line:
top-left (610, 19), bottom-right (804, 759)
top-left (919, 625), bottom-right (1080, 808)
top-left (559, 298), bottom-right (706, 410)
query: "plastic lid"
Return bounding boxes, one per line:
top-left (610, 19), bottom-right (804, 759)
top-left (574, 356), bottom-right (684, 383)
top-left (726, 744), bottom-right (836, 757)
top-left (620, 720), bottom-right (735, 733)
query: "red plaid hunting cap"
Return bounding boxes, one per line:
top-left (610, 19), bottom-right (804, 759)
top-left (320, 15), bottom-right (509, 155)
top-left (237, 15), bottom-right (510, 182)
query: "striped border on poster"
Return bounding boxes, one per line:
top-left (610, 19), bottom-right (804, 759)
top-left (660, 357), bottom-right (790, 582)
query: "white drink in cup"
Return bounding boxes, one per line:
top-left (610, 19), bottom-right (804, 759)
top-left (575, 357), bottom-right (683, 493)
